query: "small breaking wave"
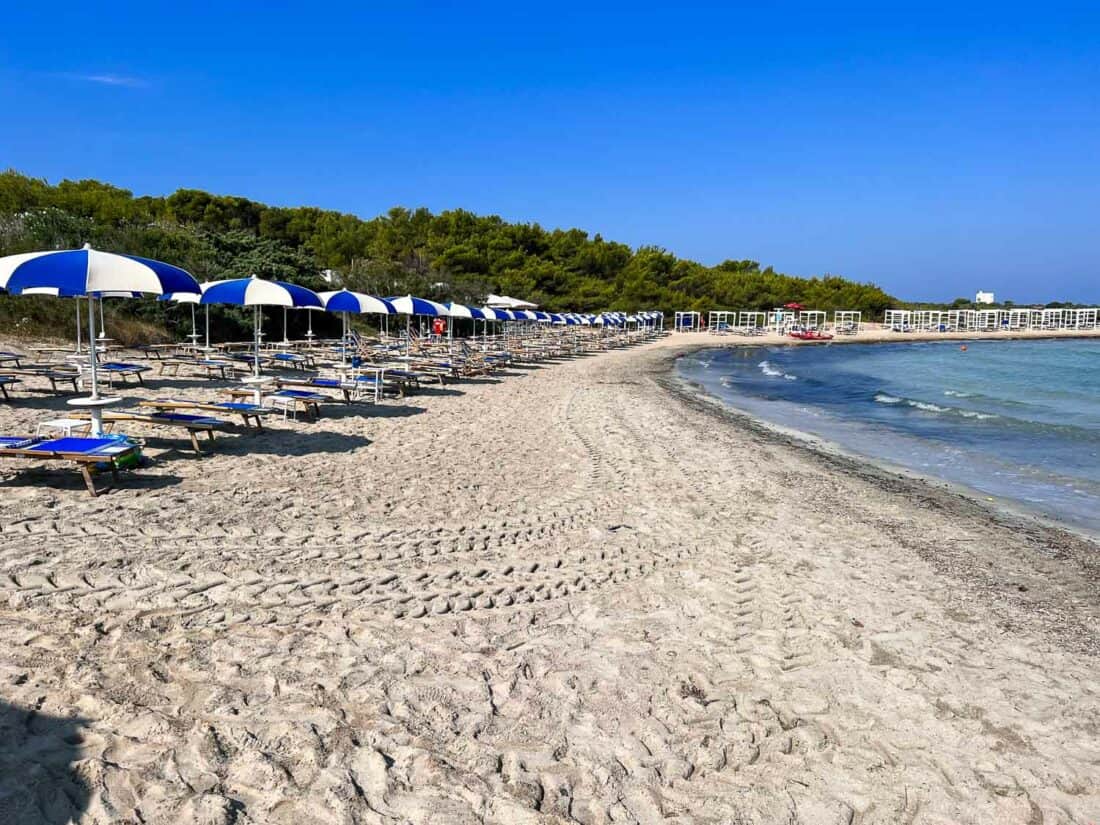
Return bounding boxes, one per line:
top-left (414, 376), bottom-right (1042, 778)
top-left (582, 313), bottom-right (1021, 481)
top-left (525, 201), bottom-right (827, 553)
top-left (759, 360), bottom-right (797, 380)
top-left (875, 392), bottom-right (998, 419)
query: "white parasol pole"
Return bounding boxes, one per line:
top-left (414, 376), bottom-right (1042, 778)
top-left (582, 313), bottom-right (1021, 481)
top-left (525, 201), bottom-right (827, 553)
top-left (254, 305), bottom-right (262, 376)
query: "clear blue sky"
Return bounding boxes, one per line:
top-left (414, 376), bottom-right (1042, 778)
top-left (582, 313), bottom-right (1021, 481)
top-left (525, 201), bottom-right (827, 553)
top-left (2, 2), bottom-right (1098, 302)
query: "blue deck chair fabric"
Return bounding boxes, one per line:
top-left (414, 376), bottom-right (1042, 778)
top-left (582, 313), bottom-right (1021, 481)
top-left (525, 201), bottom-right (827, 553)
top-left (101, 362), bottom-right (150, 372)
top-left (273, 389), bottom-right (326, 401)
top-left (217, 402), bottom-right (266, 412)
top-left (0, 437), bottom-right (36, 448)
top-left (26, 437), bottom-right (122, 454)
top-left (144, 412), bottom-right (221, 424)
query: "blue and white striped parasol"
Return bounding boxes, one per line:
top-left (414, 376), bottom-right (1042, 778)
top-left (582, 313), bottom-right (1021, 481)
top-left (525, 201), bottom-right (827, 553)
top-left (0, 244), bottom-right (201, 434)
top-left (0, 243), bottom-right (200, 296)
top-left (201, 275), bottom-right (322, 376)
top-left (319, 290), bottom-right (396, 363)
top-left (319, 289), bottom-right (396, 315)
top-left (445, 302), bottom-right (488, 320)
top-left (388, 295), bottom-right (449, 316)
top-left (200, 275), bottom-right (322, 309)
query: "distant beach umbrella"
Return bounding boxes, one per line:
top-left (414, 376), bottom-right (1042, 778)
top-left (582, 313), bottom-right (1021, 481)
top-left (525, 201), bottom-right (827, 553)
top-left (319, 290), bottom-right (396, 363)
top-left (319, 289), bottom-right (395, 315)
top-left (385, 296), bottom-right (449, 355)
top-left (388, 295), bottom-right (449, 316)
top-left (445, 302), bottom-right (487, 320)
top-left (480, 307), bottom-right (510, 321)
top-left (201, 275), bottom-right (322, 376)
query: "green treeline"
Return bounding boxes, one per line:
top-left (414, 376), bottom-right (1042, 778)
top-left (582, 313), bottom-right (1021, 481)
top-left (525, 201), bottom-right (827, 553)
top-left (0, 170), bottom-right (897, 339)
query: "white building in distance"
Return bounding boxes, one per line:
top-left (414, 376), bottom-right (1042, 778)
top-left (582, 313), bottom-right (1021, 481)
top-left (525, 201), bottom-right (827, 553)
top-left (975, 290), bottom-right (995, 305)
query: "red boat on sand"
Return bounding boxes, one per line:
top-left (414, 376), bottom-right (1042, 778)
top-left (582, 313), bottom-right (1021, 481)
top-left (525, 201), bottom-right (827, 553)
top-left (788, 329), bottom-right (833, 341)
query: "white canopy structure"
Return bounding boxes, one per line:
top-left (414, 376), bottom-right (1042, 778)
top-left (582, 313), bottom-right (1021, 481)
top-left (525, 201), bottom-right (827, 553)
top-left (485, 294), bottom-right (538, 309)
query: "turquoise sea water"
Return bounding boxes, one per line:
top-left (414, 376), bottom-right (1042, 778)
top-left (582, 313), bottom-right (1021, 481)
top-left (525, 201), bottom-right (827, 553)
top-left (677, 340), bottom-right (1100, 533)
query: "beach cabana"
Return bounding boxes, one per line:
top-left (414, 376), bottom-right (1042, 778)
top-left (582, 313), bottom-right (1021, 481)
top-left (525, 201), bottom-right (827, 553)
top-left (708, 311), bottom-right (734, 333)
top-left (833, 311), bottom-right (862, 334)
top-left (884, 309), bottom-right (912, 332)
top-left (976, 309), bottom-right (1004, 331)
top-left (1006, 308), bottom-right (1031, 331)
top-left (798, 310), bottom-right (827, 331)
top-left (737, 311), bottom-right (767, 334)
top-left (674, 311), bottom-right (700, 332)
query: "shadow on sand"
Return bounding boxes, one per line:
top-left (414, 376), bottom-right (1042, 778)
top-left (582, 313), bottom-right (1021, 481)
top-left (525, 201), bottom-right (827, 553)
top-left (0, 700), bottom-right (90, 823)
top-left (0, 467), bottom-right (183, 496)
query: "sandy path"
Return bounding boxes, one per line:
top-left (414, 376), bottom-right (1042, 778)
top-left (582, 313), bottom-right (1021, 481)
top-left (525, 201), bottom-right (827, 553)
top-left (0, 340), bottom-right (1097, 824)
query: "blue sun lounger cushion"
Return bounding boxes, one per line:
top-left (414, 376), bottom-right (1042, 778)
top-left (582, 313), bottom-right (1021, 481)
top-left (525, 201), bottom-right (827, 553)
top-left (146, 412), bottom-right (222, 424)
top-left (273, 389), bottom-right (327, 401)
top-left (0, 437), bottom-right (37, 448)
top-left (26, 437), bottom-right (128, 454)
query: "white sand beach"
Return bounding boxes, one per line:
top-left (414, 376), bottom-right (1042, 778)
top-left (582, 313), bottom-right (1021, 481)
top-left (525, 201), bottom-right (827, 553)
top-left (1, 334), bottom-right (1098, 824)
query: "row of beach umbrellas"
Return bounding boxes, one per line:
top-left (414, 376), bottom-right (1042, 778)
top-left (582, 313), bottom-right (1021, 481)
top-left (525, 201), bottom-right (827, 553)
top-left (0, 244), bottom-right (662, 434)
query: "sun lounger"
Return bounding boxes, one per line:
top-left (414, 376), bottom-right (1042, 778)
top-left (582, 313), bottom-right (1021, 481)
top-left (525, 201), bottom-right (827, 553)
top-left (158, 358), bottom-right (238, 380)
top-left (274, 375), bottom-right (389, 404)
top-left (270, 352), bottom-right (314, 370)
top-left (136, 344), bottom-right (184, 360)
top-left (0, 352), bottom-right (25, 368)
top-left (138, 398), bottom-right (269, 429)
top-left (98, 362), bottom-right (151, 386)
top-left (0, 435), bottom-right (141, 495)
top-left (70, 411), bottom-right (225, 454)
top-left (0, 376), bottom-right (19, 401)
top-left (5, 368), bottom-right (81, 394)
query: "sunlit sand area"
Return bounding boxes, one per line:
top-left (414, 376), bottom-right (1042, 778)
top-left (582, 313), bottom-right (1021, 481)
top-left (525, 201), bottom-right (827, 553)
top-left (1, 322), bottom-right (1097, 823)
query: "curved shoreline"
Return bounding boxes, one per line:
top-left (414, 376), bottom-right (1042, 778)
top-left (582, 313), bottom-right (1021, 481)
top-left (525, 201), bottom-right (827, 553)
top-left (643, 341), bottom-right (1100, 650)
top-left (661, 340), bottom-right (1100, 544)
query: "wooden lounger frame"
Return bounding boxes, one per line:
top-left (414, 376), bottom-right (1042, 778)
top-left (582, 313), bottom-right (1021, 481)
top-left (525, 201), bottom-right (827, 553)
top-left (0, 441), bottom-right (140, 496)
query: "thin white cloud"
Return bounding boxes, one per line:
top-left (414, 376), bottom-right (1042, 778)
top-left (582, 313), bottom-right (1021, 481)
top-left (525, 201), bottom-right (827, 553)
top-left (64, 73), bottom-right (149, 88)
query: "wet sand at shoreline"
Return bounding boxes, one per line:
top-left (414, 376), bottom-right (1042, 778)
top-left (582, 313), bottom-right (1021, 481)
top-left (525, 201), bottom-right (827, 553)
top-left (0, 333), bottom-right (1097, 823)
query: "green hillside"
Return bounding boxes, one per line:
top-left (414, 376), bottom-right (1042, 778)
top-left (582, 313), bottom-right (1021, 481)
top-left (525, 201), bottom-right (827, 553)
top-left (0, 170), bottom-right (897, 341)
